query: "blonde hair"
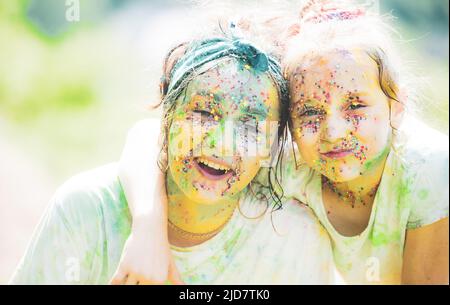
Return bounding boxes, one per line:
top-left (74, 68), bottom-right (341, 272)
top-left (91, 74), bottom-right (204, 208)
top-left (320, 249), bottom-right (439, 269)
top-left (184, 0), bottom-right (426, 119)
top-left (282, 0), bottom-right (418, 116)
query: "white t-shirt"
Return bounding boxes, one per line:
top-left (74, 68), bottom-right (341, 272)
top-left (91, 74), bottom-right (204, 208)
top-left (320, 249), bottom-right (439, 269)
top-left (10, 162), bottom-right (338, 284)
top-left (279, 116), bottom-right (449, 284)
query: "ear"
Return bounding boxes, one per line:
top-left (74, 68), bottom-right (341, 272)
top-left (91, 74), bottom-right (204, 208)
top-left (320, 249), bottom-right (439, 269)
top-left (390, 98), bottom-right (405, 130)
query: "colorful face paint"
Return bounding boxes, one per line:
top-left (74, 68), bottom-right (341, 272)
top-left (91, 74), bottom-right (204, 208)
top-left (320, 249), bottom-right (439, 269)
top-left (289, 49), bottom-right (392, 184)
top-left (167, 59), bottom-right (280, 205)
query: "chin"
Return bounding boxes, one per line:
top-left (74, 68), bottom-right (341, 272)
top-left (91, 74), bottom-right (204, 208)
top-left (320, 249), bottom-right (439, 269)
top-left (186, 189), bottom-right (229, 205)
top-left (326, 174), bottom-right (354, 183)
top-left (322, 164), bottom-right (363, 183)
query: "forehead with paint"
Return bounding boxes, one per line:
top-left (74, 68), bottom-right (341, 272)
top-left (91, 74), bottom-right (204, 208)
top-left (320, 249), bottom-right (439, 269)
top-left (168, 58), bottom-right (281, 205)
top-left (289, 49), bottom-right (388, 108)
top-left (288, 48), bottom-right (392, 183)
top-left (174, 59), bottom-right (280, 122)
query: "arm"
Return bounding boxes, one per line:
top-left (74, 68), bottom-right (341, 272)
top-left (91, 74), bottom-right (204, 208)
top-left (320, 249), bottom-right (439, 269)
top-left (117, 119), bottom-right (164, 219)
top-left (110, 119), bottom-right (182, 285)
top-left (402, 217), bottom-right (449, 284)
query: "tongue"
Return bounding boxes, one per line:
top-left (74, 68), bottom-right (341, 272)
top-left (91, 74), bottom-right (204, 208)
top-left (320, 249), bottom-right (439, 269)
top-left (198, 162), bottom-right (227, 176)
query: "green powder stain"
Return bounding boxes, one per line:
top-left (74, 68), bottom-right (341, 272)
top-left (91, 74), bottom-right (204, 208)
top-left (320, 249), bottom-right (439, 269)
top-left (370, 232), bottom-right (389, 246)
top-left (180, 177), bottom-right (189, 190)
top-left (370, 230), bottom-right (400, 247)
top-left (208, 136), bottom-right (217, 148)
top-left (398, 182), bottom-right (411, 199)
top-left (418, 189), bottom-right (429, 200)
top-left (224, 228), bottom-right (241, 253)
top-left (168, 125), bottom-right (182, 143)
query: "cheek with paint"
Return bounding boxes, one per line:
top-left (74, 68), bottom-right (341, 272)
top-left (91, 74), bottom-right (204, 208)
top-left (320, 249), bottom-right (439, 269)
top-left (315, 122), bottom-right (390, 183)
top-left (352, 115), bottom-right (392, 171)
top-left (301, 117), bottom-right (322, 134)
top-left (347, 107), bottom-right (391, 159)
top-left (167, 120), bottom-right (248, 204)
top-left (293, 123), bottom-right (323, 173)
top-left (293, 111), bottom-right (371, 182)
top-left (344, 110), bottom-right (367, 132)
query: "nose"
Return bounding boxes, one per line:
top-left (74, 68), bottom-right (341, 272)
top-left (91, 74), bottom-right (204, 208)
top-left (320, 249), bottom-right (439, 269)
top-left (321, 112), bottom-right (352, 143)
top-left (200, 120), bottom-right (235, 158)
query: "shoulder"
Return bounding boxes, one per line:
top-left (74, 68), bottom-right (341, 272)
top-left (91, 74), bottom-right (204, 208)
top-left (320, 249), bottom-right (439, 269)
top-left (394, 116), bottom-right (448, 189)
top-left (50, 163), bottom-right (131, 262)
top-left (396, 117), bottom-right (449, 228)
top-left (398, 116), bottom-right (448, 169)
top-left (50, 163), bottom-right (128, 224)
top-left (56, 163), bottom-right (120, 194)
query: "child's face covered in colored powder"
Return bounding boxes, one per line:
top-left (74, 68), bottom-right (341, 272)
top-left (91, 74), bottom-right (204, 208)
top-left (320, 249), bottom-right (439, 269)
top-left (289, 49), bottom-right (392, 183)
top-left (167, 60), bottom-right (280, 204)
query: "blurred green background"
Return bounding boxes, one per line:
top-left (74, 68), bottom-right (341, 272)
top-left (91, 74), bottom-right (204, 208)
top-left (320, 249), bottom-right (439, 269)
top-left (0, 0), bottom-right (448, 283)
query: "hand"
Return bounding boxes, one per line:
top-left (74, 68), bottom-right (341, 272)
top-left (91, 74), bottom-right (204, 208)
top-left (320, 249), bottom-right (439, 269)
top-left (110, 223), bottom-right (183, 285)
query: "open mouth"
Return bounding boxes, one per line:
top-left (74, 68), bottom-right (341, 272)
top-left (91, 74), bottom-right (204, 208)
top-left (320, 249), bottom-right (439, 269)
top-left (194, 157), bottom-right (234, 180)
top-left (321, 149), bottom-right (354, 159)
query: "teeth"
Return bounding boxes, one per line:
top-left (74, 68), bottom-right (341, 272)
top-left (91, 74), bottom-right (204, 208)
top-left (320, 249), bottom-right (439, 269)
top-left (197, 157), bottom-right (230, 171)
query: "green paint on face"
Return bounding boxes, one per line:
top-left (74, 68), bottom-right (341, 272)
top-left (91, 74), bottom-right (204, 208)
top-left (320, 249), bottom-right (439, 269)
top-left (169, 124), bottom-right (182, 143)
top-left (209, 137), bottom-right (217, 148)
top-left (363, 144), bottom-right (390, 172)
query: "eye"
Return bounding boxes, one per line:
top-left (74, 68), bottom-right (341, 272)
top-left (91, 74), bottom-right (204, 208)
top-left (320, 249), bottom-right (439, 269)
top-left (347, 103), bottom-right (366, 111)
top-left (299, 106), bottom-right (323, 117)
top-left (193, 109), bottom-right (216, 121)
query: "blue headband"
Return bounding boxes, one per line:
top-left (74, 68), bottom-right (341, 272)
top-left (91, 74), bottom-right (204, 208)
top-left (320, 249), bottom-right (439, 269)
top-left (165, 37), bottom-right (286, 106)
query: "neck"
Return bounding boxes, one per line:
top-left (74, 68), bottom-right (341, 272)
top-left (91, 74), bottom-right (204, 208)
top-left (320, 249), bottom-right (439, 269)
top-left (325, 147), bottom-right (390, 206)
top-left (166, 171), bottom-right (238, 236)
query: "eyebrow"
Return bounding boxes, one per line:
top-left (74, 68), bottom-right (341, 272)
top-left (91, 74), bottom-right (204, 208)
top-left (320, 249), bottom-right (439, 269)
top-left (293, 89), bottom-right (370, 106)
top-left (346, 91), bottom-right (368, 99)
top-left (293, 98), bottom-right (321, 106)
top-left (192, 91), bottom-right (217, 100)
top-left (188, 92), bottom-right (219, 108)
top-left (197, 90), bottom-right (269, 118)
